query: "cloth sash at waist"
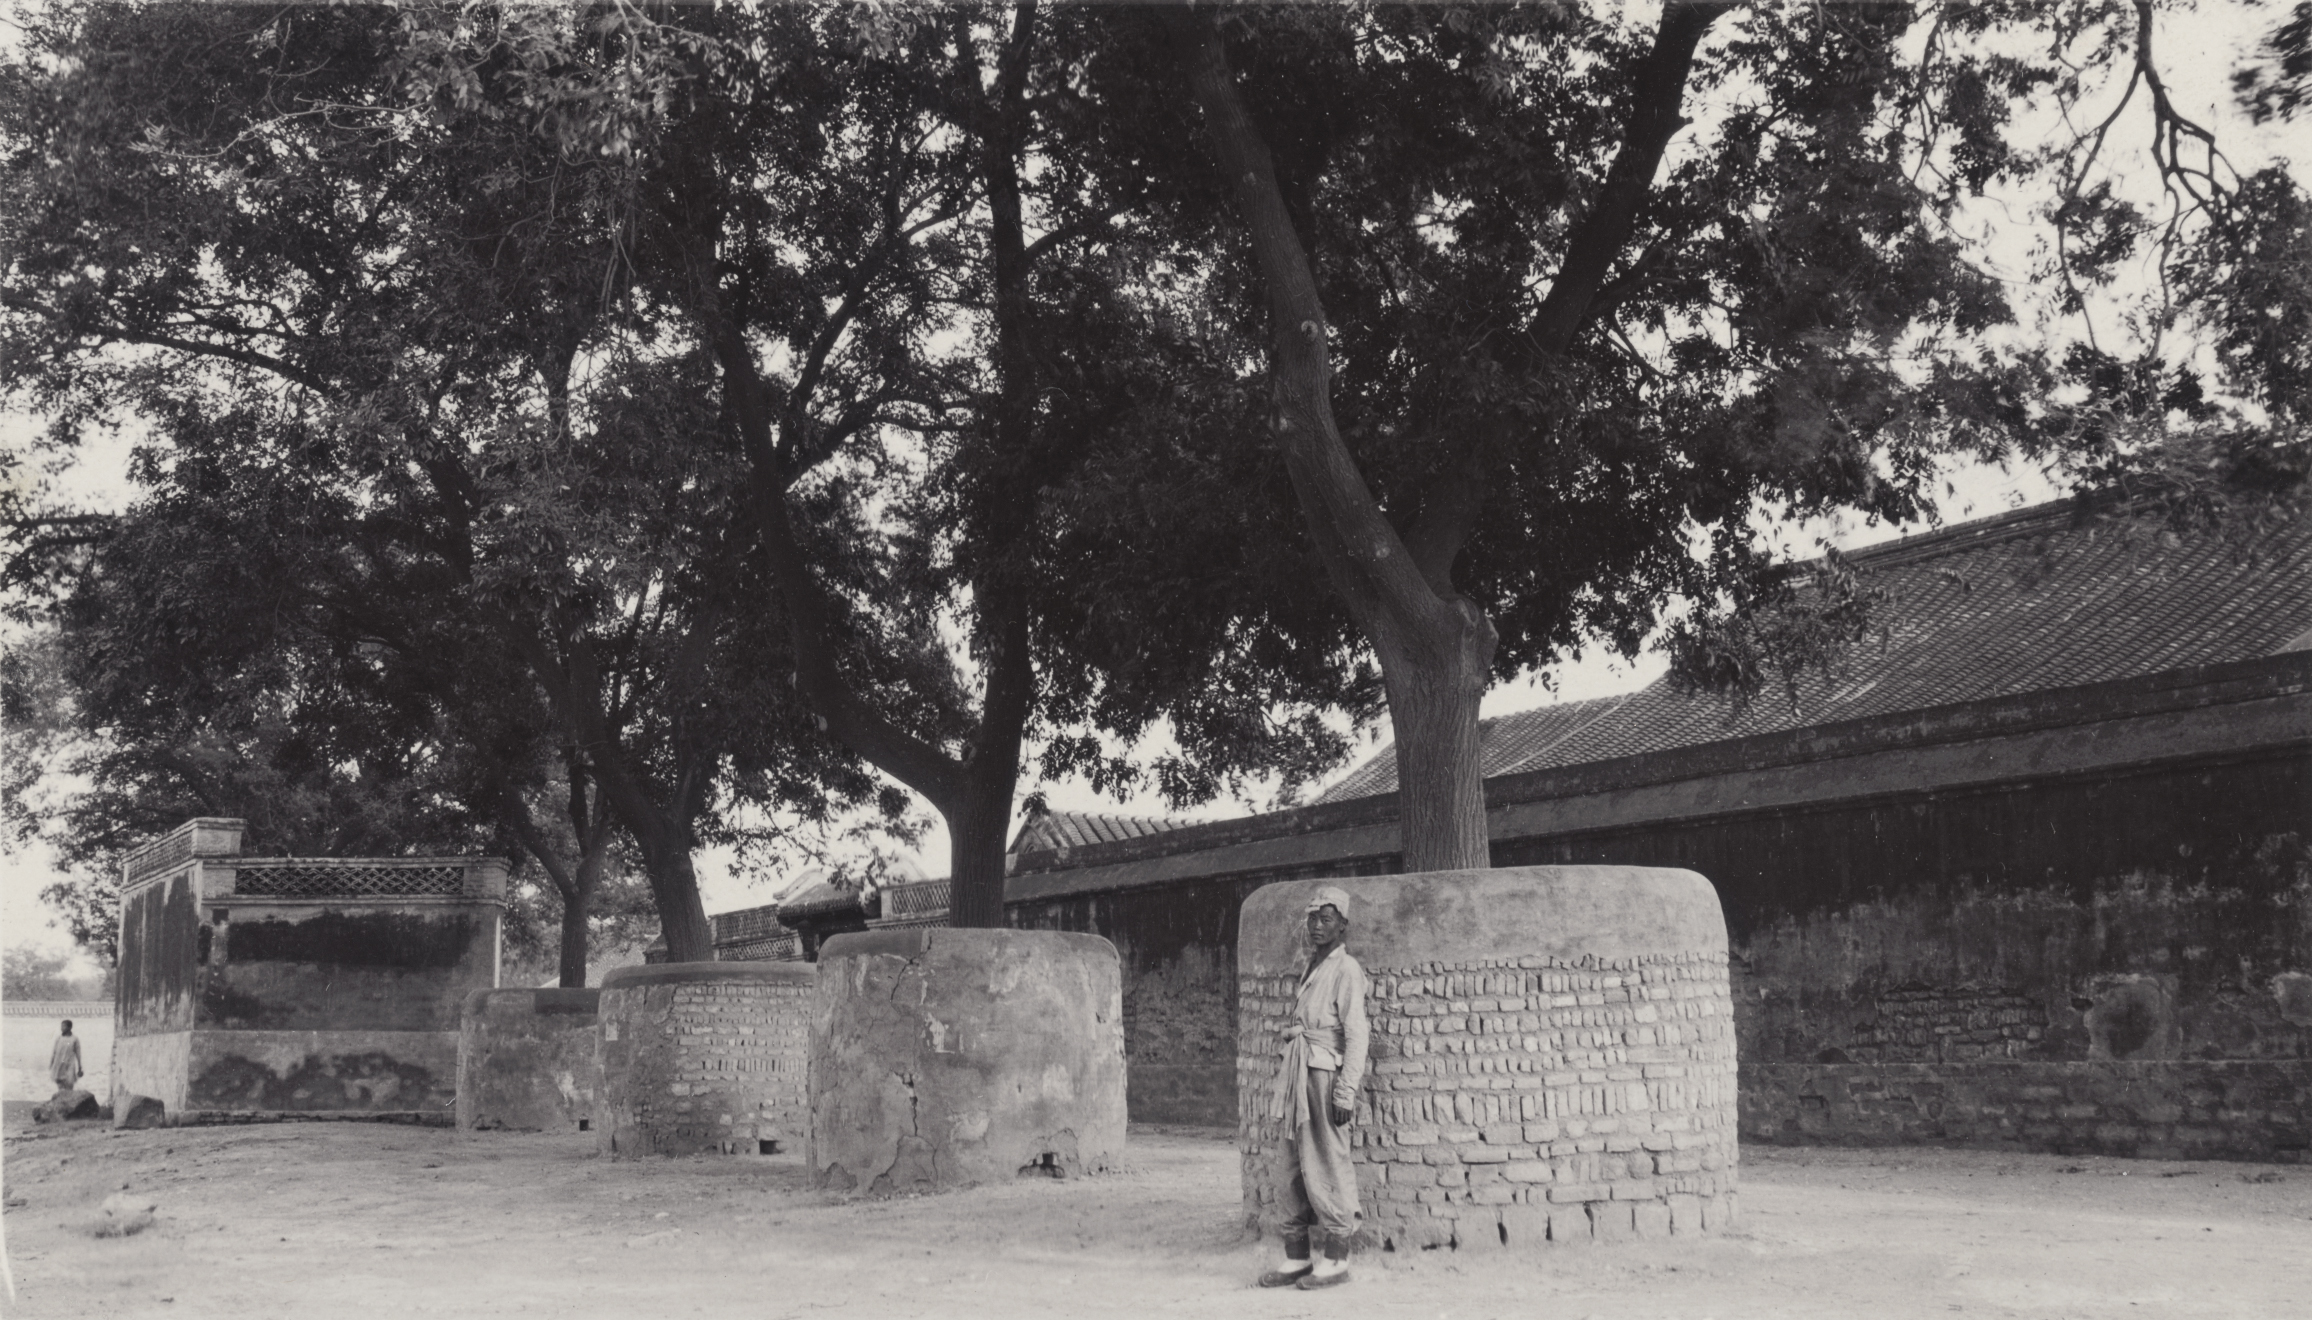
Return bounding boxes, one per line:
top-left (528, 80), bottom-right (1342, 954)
top-left (1269, 1025), bottom-right (1344, 1129)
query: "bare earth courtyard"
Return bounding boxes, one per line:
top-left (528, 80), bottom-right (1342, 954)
top-left (2, 1111), bottom-right (2305, 1320)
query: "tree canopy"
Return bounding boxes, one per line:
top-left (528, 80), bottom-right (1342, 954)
top-left (1128, 0), bottom-right (2309, 867)
top-left (4, 0), bottom-right (2304, 935)
top-left (0, 2), bottom-right (917, 960)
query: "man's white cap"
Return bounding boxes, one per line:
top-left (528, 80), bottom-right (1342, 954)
top-left (1304, 884), bottom-right (1353, 918)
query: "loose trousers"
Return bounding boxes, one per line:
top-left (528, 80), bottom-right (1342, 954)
top-left (1273, 1066), bottom-right (1359, 1258)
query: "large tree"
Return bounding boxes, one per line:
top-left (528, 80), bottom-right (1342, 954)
top-left (1105, 0), bottom-right (2309, 870)
top-left (0, 2), bottom-right (902, 961)
top-left (404, 2), bottom-right (1373, 927)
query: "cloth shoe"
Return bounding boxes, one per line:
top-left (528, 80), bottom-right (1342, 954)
top-left (1296, 1257), bottom-right (1350, 1289)
top-left (1257, 1260), bottom-right (1312, 1288)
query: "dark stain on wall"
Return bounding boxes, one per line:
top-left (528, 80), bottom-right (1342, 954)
top-left (187, 1049), bottom-right (445, 1112)
top-left (198, 908), bottom-right (497, 1032)
top-left (118, 872), bottom-right (199, 1036)
top-left (228, 910), bottom-right (482, 968)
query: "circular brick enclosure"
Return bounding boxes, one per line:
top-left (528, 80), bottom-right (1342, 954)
top-left (596, 962), bottom-right (812, 1158)
top-left (809, 928), bottom-right (1125, 1194)
top-left (457, 987), bottom-right (601, 1133)
top-left (1238, 866), bottom-right (1737, 1251)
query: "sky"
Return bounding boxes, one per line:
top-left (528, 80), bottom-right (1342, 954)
top-left (1, 0), bottom-right (2296, 959)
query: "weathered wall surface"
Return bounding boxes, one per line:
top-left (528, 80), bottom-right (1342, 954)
top-left (457, 988), bottom-right (601, 1132)
top-left (1004, 657), bottom-right (2312, 1160)
top-left (1742, 1061), bottom-right (2312, 1160)
top-left (1503, 756), bottom-right (2312, 1073)
top-left (112, 1031), bottom-right (192, 1114)
top-left (107, 824), bottom-right (508, 1124)
top-left (117, 871), bottom-right (199, 1037)
top-left (596, 963), bottom-right (812, 1158)
top-left (184, 1030), bottom-right (458, 1114)
top-left (200, 905), bottom-right (499, 1032)
top-left (809, 929), bottom-right (1126, 1194)
top-left (1238, 870), bottom-right (1737, 1250)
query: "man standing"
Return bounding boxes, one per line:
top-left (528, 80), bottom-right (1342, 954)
top-left (51, 1019), bottom-right (84, 1092)
top-left (1260, 884), bottom-right (1370, 1290)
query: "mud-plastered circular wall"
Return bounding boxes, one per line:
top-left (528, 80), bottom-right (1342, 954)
top-left (596, 962), bottom-right (812, 1157)
top-left (1238, 867), bottom-right (1737, 1251)
top-left (810, 928), bottom-right (1125, 1193)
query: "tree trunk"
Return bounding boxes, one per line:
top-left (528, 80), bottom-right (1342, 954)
top-left (557, 830), bottom-right (613, 987)
top-left (944, 774), bottom-right (1015, 930)
top-left (1180, 22), bottom-right (1501, 873)
top-left (1378, 608), bottom-right (1496, 872)
top-left (636, 829), bottom-right (714, 963)
top-left (556, 884), bottom-right (591, 988)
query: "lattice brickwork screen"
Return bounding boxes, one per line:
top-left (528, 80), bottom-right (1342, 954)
top-left (233, 865), bottom-right (465, 898)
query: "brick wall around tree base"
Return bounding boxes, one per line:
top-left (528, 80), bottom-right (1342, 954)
top-left (1238, 868), bottom-right (1739, 1252)
top-left (1742, 1061), bottom-right (2312, 1162)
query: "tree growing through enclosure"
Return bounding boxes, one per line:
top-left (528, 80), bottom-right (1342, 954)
top-left (1121, 0), bottom-right (2309, 871)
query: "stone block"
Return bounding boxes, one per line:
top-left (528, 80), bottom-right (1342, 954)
top-left (114, 1093), bottom-right (167, 1130)
top-left (37, 1088), bottom-right (100, 1122)
top-left (1633, 1201), bottom-right (1673, 1239)
top-left (1470, 1185), bottom-right (1515, 1205)
top-left (1499, 1204), bottom-right (1550, 1248)
top-left (1590, 1201), bottom-right (1636, 1241)
top-left (1548, 1183), bottom-right (1607, 1203)
top-left (1548, 1205), bottom-right (1593, 1243)
top-left (811, 929), bottom-right (1124, 1193)
top-left (1666, 1192), bottom-right (1702, 1236)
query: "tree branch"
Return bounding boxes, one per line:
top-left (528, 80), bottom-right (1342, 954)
top-left (1176, 15), bottom-right (1457, 650)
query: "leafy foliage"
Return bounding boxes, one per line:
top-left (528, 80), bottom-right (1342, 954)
top-left (0, 2), bottom-right (909, 960)
top-left (1, 945), bottom-right (103, 1001)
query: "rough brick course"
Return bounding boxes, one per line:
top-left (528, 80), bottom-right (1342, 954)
top-left (596, 963), bottom-right (812, 1158)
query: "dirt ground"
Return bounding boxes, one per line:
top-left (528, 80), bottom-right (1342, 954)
top-left (2, 1106), bottom-right (2306, 1320)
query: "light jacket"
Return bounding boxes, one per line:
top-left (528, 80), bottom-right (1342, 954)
top-left (50, 1034), bottom-right (82, 1086)
top-left (1270, 944), bottom-right (1371, 1127)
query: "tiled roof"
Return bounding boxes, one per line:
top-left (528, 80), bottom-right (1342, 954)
top-left (1317, 694), bottom-right (1633, 804)
top-left (778, 877), bottom-right (866, 918)
top-left (1009, 808), bottom-right (1191, 857)
top-left (1318, 500), bottom-right (2312, 803)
